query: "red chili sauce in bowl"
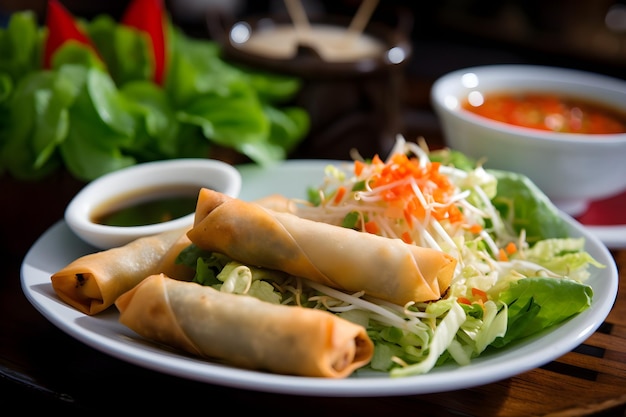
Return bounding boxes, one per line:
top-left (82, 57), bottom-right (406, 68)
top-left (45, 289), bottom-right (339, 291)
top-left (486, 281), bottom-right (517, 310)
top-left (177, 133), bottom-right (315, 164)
top-left (462, 92), bottom-right (626, 134)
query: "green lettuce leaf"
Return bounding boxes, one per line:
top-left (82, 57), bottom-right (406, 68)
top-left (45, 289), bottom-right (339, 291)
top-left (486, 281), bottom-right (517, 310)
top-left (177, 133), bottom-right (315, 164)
top-left (491, 277), bottom-right (593, 348)
top-left (0, 10), bottom-right (42, 82)
top-left (489, 169), bottom-right (570, 245)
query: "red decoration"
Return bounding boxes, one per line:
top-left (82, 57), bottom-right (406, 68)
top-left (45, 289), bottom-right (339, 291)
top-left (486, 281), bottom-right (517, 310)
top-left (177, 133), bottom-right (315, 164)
top-left (43, 0), bottom-right (98, 69)
top-left (121, 0), bottom-right (167, 85)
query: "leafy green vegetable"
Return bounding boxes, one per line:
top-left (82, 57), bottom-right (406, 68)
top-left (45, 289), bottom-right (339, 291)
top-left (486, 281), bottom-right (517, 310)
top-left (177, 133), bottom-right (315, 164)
top-left (176, 244), bottom-right (288, 304)
top-left (1, 70), bottom-right (68, 180)
top-left (491, 277), bottom-right (593, 347)
top-left (0, 10), bottom-right (42, 81)
top-left (489, 169), bottom-right (570, 245)
top-left (88, 14), bottom-right (154, 85)
top-left (429, 147), bottom-right (476, 171)
top-left (0, 10), bottom-right (309, 182)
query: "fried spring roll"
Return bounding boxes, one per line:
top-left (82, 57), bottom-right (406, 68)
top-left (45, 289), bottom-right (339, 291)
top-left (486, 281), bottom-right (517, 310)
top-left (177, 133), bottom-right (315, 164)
top-left (188, 189), bottom-right (456, 305)
top-left (51, 227), bottom-right (194, 315)
top-left (253, 193), bottom-right (300, 214)
top-left (115, 274), bottom-right (374, 378)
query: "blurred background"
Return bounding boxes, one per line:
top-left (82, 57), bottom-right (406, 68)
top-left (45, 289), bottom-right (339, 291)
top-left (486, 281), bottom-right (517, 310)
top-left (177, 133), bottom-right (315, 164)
top-left (4, 0), bottom-right (626, 73)
top-left (2, 0), bottom-right (626, 149)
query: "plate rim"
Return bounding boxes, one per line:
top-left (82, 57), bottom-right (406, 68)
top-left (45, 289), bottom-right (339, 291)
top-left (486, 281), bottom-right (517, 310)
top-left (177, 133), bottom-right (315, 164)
top-left (583, 224), bottom-right (626, 249)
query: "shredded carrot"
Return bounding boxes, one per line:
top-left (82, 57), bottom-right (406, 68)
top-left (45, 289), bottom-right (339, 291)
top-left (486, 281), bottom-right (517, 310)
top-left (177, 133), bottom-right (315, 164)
top-left (333, 186), bottom-right (346, 205)
top-left (498, 248), bottom-right (509, 261)
top-left (505, 241), bottom-right (517, 255)
top-left (457, 297), bottom-right (471, 305)
top-left (371, 154), bottom-right (384, 166)
top-left (354, 160), bottom-right (366, 176)
top-left (471, 288), bottom-right (488, 303)
top-left (362, 153), bottom-right (464, 226)
top-left (469, 224), bottom-right (483, 234)
top-left (364, 221), bottom-right (379, 234)
top-left (403, 206), bottom-right (414, 230)
top-left (401, 231), bottom-right (413, 244)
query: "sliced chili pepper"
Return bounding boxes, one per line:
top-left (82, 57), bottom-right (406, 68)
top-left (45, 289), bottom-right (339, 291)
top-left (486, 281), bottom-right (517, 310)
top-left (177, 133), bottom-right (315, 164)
top-left (43, 0), bottom-right (99, 69)
top-left (121, 0), bottom-right (167, 85)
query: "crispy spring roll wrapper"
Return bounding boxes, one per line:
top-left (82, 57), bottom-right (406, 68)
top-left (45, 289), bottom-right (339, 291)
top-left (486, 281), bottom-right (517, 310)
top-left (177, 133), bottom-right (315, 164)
top-left (189, 189), bottom-right (457, 305)
top-left (253, 193), bottom-right (300, 214)
top-left (51, 227), bottom-right (194, 315)
top-left (116, 274), bottom-right (374, 378)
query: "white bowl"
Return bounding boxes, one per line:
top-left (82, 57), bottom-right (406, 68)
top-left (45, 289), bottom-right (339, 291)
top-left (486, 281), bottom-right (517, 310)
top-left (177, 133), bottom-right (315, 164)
top-left (65, 159), bottom-right (242, 250)
top-left (430, 64), bottom-right (626, 216)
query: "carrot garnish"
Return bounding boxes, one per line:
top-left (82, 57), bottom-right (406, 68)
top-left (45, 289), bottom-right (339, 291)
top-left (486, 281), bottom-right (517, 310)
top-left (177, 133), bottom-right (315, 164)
top-left (471, 288), bottom-right (489, 303)
top-left (333, 186), bottom-right (346, 205)
top-left (371, 154), bottom-right (384, 166)
top-left (354, 160), bottom-right (366, 177)
top-left (364, 221), bottom-right (379, 234)
top-left (311, 140), bottom-right (469, 247)
top-left (457, 297), bottom-right (472, 305)
top-left (364, 153), bottom-right (464, 226)
top-left (469, 224), bottom-right (483, 234)
top-left (505, 241), bottom-right (517, 255)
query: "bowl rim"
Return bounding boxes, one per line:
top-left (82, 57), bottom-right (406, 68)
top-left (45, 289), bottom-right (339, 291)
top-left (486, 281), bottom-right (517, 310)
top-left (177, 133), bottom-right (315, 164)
top-left (430, 64), bottom-right (626, 145)
top-left (212, 14), bottom-right (413, 78)
top-left (65, 158), bottom-right (242, 249)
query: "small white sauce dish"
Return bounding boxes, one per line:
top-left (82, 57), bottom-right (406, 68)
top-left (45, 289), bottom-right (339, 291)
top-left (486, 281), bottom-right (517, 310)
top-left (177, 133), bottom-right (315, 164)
top-left (65, 159), bottom-right (242, 250)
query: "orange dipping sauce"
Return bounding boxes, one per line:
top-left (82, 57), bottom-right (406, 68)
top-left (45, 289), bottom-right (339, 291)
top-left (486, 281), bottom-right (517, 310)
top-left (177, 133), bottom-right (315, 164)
top-left (462, 92), bottom-right (626, 134)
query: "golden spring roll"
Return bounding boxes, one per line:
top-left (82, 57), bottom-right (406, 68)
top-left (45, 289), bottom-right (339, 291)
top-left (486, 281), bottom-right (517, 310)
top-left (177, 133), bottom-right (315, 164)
top-left (188, 189), bottom-right (457, 305)
top-left (116, 273), bottom-right (374, 378)
top-left (253, 193), bottom-right (300, 214)
top-left (51, 227), bottom-right (194, 315)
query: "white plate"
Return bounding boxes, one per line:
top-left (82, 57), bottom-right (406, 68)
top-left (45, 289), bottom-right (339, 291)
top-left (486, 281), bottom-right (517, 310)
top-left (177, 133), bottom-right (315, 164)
top-left (586, 225), bottom-right (626, 250)
top-left (21, 160), bottom-right (619, 397)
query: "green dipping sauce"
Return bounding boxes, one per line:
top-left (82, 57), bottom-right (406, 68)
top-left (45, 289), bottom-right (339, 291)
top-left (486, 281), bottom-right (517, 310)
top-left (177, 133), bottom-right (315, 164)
top-left (91, 185), bottom-right (199, 227)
